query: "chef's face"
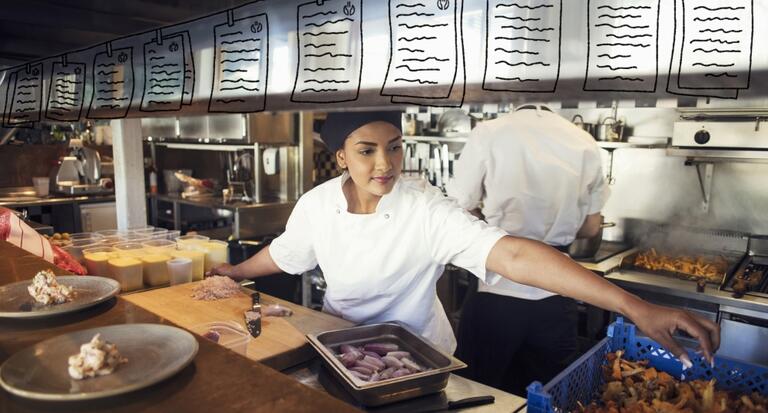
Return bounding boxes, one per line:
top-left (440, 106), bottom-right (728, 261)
top-left (336, 121), bottom-right (403, 196)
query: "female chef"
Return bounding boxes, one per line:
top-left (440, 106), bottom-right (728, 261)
top-left (209, 111), bottom-right (719, 367)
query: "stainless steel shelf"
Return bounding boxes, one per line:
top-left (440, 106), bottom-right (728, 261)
top-left (150, 142), bottom-right (257, 152)
top-left (402, 135), bottom-right (468, 144)
top-left (666, 148), bottom-right (768, 163)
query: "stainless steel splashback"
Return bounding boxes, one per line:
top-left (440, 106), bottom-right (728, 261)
top-left (1, 0), bottom-right (766, 125)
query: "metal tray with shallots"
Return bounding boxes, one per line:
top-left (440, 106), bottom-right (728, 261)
top-left (619, 249), bottom-right (739, 286)
top-left (306, 322), bottom-right (466, 407)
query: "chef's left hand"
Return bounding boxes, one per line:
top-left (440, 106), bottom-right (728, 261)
top-left (628, 300), bottom-right (720, 368)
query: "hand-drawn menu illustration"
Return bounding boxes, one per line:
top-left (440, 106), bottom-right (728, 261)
top-left (483, 0), bottom-right (562, 93)
top-left (677, 0), bottom-right (753, 91)
top-left (381, 0), bottom-right (465, 107)
top-left (292, 0), bottom-right (363, 104)
top-left (3, 63), bottom-right (43, 127)
top-left (141, 33), bottom-right (188, 112)
top-left (584, 0), bottom-right (660, 92)
top-left (46, 60), bottom-right (87, 121)
top-left (210, 12), bottom-right (269, 113)
top-left (88, 46), bottom-right (135, 119)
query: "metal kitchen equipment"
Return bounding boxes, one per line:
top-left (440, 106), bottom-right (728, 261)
top-left (722, 235), bottom-right (768, 299)
top-left (672, 120), bottom-right (768, 149)
top-left (568, 221), bottom-right (616, 260)
top-left (306, 322), bottom-right (466, 406)
top-left (571, 115), bottom-right (595, 139)
top-left (619, 225), bottom-right (748, 287)
top-left (595, 117), bottom-right (624, 142)
top-left (53, 139), bottom-right (112, 195)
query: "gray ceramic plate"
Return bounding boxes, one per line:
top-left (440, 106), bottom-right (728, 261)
top-left (0, 276), bottom-right (120, 319)
top-left (0, 324), bottom-right (199, 401)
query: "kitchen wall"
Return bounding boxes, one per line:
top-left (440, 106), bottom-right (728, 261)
top-left (0, 144), bottom-right (113, 188)
top-left (555, 107), bottom-right (768, 236)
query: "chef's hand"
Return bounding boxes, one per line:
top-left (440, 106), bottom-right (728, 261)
top-left (206, 263), bottom-right (238, 279)
top-left (628, 300), bottom-right (720, 368)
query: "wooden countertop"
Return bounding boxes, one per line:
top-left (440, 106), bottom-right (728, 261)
top-left (123, 282), bottom-right (354, 371)
top-left (0, 240), bottom-right (361, 413)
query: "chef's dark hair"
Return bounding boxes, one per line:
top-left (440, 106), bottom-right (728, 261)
top-left (320, 111), bottom-right (403, 153)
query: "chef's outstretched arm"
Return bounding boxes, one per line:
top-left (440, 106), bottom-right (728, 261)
top-left (207, 246), bottom-right (282, 280)
top-left (486, 236), bottom-right (720, 367)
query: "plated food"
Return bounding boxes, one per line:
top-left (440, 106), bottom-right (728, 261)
top-left (576, 351), bottom-right (767, 412)
top-left (0, 324), bottom-right (197, 401)
top-left (68, 334), bottom-right (128, 380)
top-left (27, 269), bottom-right (75, 305)
top-left (0, 276), bottom-right (119, 319)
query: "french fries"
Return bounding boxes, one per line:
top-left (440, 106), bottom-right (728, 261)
top-left (633, 249), bottom-right (728, 283)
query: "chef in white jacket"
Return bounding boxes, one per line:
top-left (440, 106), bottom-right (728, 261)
top-left (448, 104), bottom-right (611, 395)
top-left (210, 111), bottom-right (718, 370)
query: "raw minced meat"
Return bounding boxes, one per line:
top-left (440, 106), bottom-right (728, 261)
top-left (191, 276), bottom-right (242, 300)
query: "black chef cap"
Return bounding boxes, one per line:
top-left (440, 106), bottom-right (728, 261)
top-left (321, 111), bottom-right (403, 153)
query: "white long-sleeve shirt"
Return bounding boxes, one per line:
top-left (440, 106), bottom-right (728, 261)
top-left (447, 106), bottom-right (610, 300)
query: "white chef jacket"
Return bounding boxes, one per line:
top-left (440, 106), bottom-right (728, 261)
top-left (269, 172), bottom-right (507, 353)
top-left (447, 105), bottom-right (609, 300)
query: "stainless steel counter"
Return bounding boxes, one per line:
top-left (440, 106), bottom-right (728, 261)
top-left (576, 248), bottom-right (768, 315)
top-left (150, 194), bottom-right (295, 239)
top-left (285, 359), bottom-right (527, 413)
top-left (0, 193), bottom-right (115, 207)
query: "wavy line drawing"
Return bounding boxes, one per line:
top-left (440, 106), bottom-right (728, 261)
top-left (141, 32), bottom-right (193, 112)
top-left (292, 0), bottom-right (363, 104)
top-left (2, 63), bottom-right (43, 128)
top-left (495, 3), bottom-right (553, 9)
top-left (483, 0), bottom-right (561, 93)
top-left (585, 0), bottom-right (659, 92)
top-left (88, 47), bottom-right (134, 119)
top-left (671, 0), bottom-right (753, 95)
top-left (45, 61), bottom-right (87, 122)
top-left (210, 12), bottom-right (269, 113)
top-left (382, 0), bottom-right (465, 107)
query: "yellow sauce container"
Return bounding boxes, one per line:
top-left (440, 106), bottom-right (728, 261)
top-left (108, 257), bottom-right (144, 292)
top-left (141, 254), bottom-right (171, 286)
top-left (203, 240), bottom-right (229, 273)
top-left (171, 249), bottom-right (205, 281)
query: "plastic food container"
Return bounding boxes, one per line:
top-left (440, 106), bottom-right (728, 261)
top-left (203, 240), bottom-right (229, 273)
top-left (167, 257), bottom-right (193, 285)
top-left (113, 242), bottom-right (146, 258)
top-left (142, 239), bottom-right (176, 252)
top-left (191, 321), bottom-right (250, 356)
top-left (82, 246), bottom-right (118, 276)
top-left (63, 239), bottom-right (105, 263)
top-left (307, 322), bottom-right (466, 406)
top-left (141, 254), bottom-right (171, 286)
top-left (176, 234), bottom-right (210, 250)
top-left (107, 257), bottom-right (144, 291)
top-left (95, 229), bottom-right (128, 237)
top-left (69, 232), bottom-right (105, 241)
top-left (131, 227), bottom-right (167, 238)
top-left (170, 249), bottom-right (205, 281)
top-left (162, 230), bottom-right (181, 241)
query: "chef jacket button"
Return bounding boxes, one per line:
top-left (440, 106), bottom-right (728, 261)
top-left (384, 213), bottom-right (390, 219)
top-left (336, 208), bottom-right (340, 214)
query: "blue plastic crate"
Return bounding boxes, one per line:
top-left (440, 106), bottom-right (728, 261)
top-left (527, 318), bottom-right (768, 413)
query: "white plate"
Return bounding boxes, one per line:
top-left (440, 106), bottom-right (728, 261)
top-left (0, 324), bottom-right (198, 400)
top-left (0, 276), bottom-right (120, 319)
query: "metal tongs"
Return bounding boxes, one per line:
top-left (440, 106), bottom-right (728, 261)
top-left (244, 292), bottom-right (261, 338)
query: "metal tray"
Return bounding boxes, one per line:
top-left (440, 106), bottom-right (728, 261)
top-left (618, 249), bottom-right (739, 286)
top-left (306, 322), bottom-right (466, 406)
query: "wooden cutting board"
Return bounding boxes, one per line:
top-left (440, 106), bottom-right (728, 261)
top-left (123, 281), bottom-right (353, 371)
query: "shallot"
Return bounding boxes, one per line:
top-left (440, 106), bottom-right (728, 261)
top-left (334, 341), bottom-right (430, 383)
